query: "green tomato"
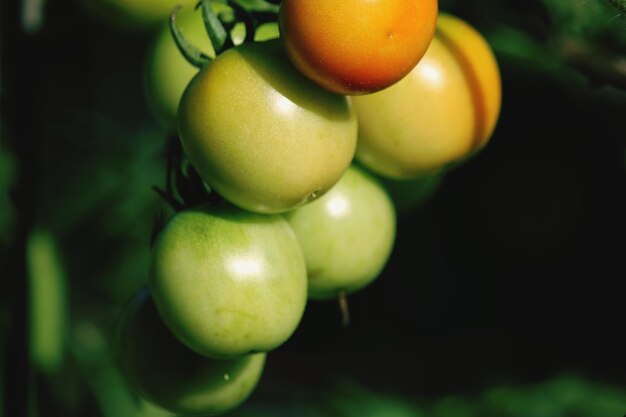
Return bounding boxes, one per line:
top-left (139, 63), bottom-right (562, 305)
top-left (77, 0), bottom-right (196, 31)
top-left (149, 204), bottom-right (307, 359)
top-left (286, 165), bottom-right (396, 299)
top-left (145, 6), bottom-right (280, 132)
top-left (377, 170), bottom-right (444, 214)
top-left (145, 6), bottom-right (216, 132)
top-left (178, 39), bottom-right (357, 214)
top-left (117, 289), bottom-right (265, 416)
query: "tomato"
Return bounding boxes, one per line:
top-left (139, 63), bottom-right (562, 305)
top-left (145, 7), bottom-right (217, 133)
top-left (148, 204), bottom-right (307, 359)
top-left (77, 0), bottom-right (196, 31)
top-left (279, 0), bottom-right (438, 95)
top-left (178, 39), bottom-right (357, 214)
top-left (351, 13), bottom-right (502, 178)
top-left (286, 165), bottom-right (396, 299)
top-left (145, 6), bottom-right (280, 132)
top-left (377, 170), bottom-right (445, 214)
top-left (117, 289), bottom-right (265, 415)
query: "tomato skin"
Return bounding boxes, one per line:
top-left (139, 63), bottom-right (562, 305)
top-left (145, 7), bottom-right (216, 132)
top-left (286, 165), bottom-right (396, 299)
top-left (279, 0), bottom-right (438, 95)
top-left (116, 289), bottom-right (265, 416)
top-left (178, 39), bottom-right (357, 214)
top-left (77, 0), bottom-right (196, 31)
top-left (145, 6), bottom-right (280, 132)
top-left (352, 13), bottom-right (502, 178)
top-left (378, 170), bottom-right (445, 214)
top-left (148, 204), bottom-right (307, 359)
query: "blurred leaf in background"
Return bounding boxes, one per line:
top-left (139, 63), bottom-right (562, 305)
top-left (0, 138), bottom-right (16, 247)
top-left (228, 373), bottom-right (626, 417)
top-left (2, 0), bottom-right (625, 416)
top-left (27, 230), bottom-right (68, 375)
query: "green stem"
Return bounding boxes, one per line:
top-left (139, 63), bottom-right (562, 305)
top-left (232, 0), bottom-right (280, 13)
top-left (169, 5), bottom-right (212, 69)
top-left (199, 0), bottom-right (233, 55)
top-left (605, 0), bottom-right (626, 15)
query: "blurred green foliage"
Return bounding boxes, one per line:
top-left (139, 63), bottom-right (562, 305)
top-left (27, 231), bottom-right (68, 374)
top-left (232, 373), bottom-right (626, 417)
top-left (0, 140), bottom-right (16, 246)
top-left (1, 0), bottom-right (625, 416)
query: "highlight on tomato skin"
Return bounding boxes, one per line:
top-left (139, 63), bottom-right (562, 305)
top-left (148, 204), bottom-right (308, 360)
top-left (177, 39), bottom-right (358, 215)
top-left (279, 0), bottom-right (439, 95)
top-left (286, 165), bottom-right (397, 300)
top-left (351, 12), bottom-right (502, 179)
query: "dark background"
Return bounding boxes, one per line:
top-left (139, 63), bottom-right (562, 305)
top-left (1, 0), bottom-right (625, 415)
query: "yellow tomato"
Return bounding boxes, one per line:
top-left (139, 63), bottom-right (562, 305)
top-left (178, 40), bottom-right (357, 214)
top-left (352, 13), bottom-right (502, 178)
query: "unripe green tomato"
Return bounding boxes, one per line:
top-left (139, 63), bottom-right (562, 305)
top-left (178, 39), bottom-right (357, 214)
top-left (149, 204), bottom-right (307, 359)
top-left (352, 13), bottom-right (502, 179)
top-left (145, 6), bottom-right (280, 132)
top-left (377, 170), bottom-right (444, 214)
top-left (117, 289), bottom-right (265, 416)
top-left (77, 0), bottom-right (196, 31)
top-left (286, 165), bottom-right (396, 299)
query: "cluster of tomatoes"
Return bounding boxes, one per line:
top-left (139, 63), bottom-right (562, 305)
top-left (112, 0), bottom-right (502, 415)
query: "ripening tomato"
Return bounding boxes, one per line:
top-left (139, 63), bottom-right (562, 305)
top-left (286, 165), bottom-right (396, 299)
top-left (279, 0), bottom-right (438, 95)
top-left (148, 204), bottom-right (307, 359)
top-left (352, 13), bottom-right (502, 178)
top-left (145, 5), bottom-right (279, 132)
top-left (117, 289), bottom-right (265, 416)
top-left (178, 39), bottom-right (357, 214)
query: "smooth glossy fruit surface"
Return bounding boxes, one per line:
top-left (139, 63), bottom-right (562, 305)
top-left (178, 39), bottom-right (357, 213)
top-left (149, 204), bottom-right (307, 358)
top-left (286, 165), bottom-right (396, 299)
top-left (352, 13), bottom-right (502, 178)
top-left (279, 0), bottom-right (438, 95)
top-left (117, 289), bottom-right (265, 416)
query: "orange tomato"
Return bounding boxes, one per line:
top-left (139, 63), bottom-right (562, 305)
top-left (279, 0), bottom-right (438, 95)
top-left (352, 13), bottom-right (502, 178)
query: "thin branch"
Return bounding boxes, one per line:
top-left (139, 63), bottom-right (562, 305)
top-left (338, 291), bottom-right (350, 327)
top-left (557, 37), bottom-right (626, 91)
top-left (169, 5), bottom-right (212, 68)
top-left (604, 0), bottom-right (626, 15)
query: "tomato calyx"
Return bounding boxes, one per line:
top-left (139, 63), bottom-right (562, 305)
top-left (151, 136), bottom-right (227, 246)
top-left (169, 0), bottom-right (279, 68)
